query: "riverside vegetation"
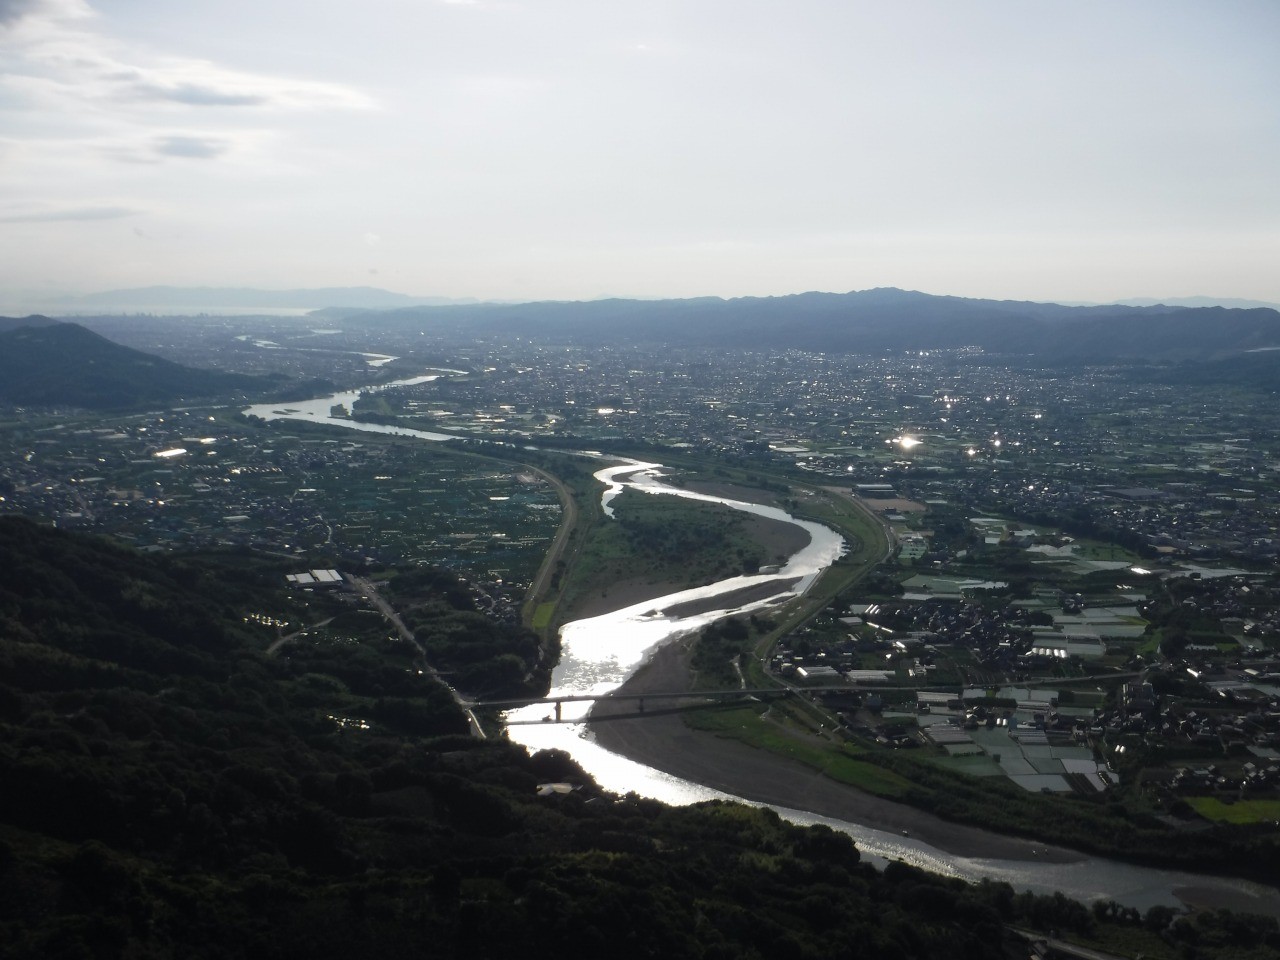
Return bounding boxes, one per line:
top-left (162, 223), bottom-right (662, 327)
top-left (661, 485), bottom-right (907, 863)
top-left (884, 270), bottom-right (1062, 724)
top-left (4, 311), bottom-right (1280, 954)
top-left (9, 376), bottom-right (1278, 896)
top-left (552, 460), bottom-right (1280, 885)
top-left (5, 516), bottom-right (1279, 959)
top-left (680, 575), bottom-right (1280, 882)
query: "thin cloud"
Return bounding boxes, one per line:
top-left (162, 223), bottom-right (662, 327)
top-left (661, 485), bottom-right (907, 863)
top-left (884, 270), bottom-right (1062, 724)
top-left (0, 1), bottom-right (374, 233)
top-left (0, 0), bottom-right (89, 30)
top-left (135, 81), bottom-right (267, 108)
top-left (0, 204), bottom-right (138, 223)
top-left (111, 59), bottom-right (374, 111)
top-left (2, 7), bottom-right (375, 114)
top-left (94, 129), bottom-right (263, 166)
top-left (0, 0), bottom-right (42, 25)
top-left (153, 134), bottom-right (229, 159)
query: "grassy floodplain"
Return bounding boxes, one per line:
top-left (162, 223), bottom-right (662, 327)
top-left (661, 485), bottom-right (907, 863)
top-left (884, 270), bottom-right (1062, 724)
top-left (745, 485), bottom-right (889, 663)
top-left (1187, 798), bottom-right (1280, 825)
top-left (530, 451), bottom-right (889, 636)
top-left (11, 398), bottom-right (1280, 885)
top-left (537, 452), bottom-right (903, 751)
top-left (557, 488), bottom-right (802, 616)
top-left (686, 702), bottom-right (918, 798)
top-left (561, 457), bottom-right (1280, 882)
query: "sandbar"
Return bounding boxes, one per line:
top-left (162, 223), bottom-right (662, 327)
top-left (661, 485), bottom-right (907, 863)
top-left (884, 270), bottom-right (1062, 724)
top-left (589, 637), bottom-right (1085, 864)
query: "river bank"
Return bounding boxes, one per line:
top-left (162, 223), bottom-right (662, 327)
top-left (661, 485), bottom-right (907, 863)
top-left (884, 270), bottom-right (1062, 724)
top-left (586, 638), bottom-right (1280, 917)
top-left (243, 385), bottom-right (1280, 915)
top-left (588, 638), bottom-right (1083, 864)
top-left (565, 509), bottom-right (812, 622)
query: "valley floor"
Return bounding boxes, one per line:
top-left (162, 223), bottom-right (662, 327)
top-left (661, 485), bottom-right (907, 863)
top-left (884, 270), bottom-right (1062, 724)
top-left (588, 635), bottom-right (1078, 863)
top-left (588, 639), bottom-right (1280, 918)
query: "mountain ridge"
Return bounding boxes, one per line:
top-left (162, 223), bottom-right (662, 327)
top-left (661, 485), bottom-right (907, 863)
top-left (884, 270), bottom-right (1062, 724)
top-left (1112, 295), bottom-right (1280, 310)
top-left (23, 284), bottom-right (1280, 318)
top-left (0, 321), bottom-right (271, 408)
top-left (354, 287), bottom-right (1280, 361)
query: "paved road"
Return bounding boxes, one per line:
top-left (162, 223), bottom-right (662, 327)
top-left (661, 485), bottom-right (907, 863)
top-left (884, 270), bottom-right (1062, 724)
top-left (346, 574), bottom-right (487, 738)
top-left (522, 463), bottom-right (578, 627)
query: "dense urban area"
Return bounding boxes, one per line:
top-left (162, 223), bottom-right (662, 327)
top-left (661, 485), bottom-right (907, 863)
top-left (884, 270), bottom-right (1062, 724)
top-left (3, 310), bottom-right (1280, 958)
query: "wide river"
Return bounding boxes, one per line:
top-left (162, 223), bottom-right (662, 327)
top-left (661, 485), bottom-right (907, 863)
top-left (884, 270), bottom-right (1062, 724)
top-left (244, 379), bottom-right (1280, 914)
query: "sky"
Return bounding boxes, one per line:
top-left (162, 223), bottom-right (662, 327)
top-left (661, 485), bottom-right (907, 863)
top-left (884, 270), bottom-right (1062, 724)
top-left (2, 0), bottom-right (1278, 307)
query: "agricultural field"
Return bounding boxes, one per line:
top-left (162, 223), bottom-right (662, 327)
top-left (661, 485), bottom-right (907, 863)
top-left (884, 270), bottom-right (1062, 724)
top-left (0, 409), bottom-right (563, 595)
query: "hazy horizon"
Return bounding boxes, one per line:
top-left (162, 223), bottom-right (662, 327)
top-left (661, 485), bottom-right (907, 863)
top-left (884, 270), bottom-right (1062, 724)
top-left (5, 283), bottom-right (1280, 319)
top-left (2, 1), bottom-right (1278, 305)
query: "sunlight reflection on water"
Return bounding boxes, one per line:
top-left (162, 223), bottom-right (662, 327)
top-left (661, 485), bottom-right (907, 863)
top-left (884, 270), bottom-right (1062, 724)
top-left (246, 382), bottom-right (1280, 913)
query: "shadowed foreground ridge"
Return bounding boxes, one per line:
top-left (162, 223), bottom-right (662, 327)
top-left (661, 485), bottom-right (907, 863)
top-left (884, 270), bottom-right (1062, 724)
top-left (1, 517), bottom-right (1276, 958)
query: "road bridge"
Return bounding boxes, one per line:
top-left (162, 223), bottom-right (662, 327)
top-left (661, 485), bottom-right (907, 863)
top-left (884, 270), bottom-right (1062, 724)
top-left (470, 671), bottom-right (1140, 723)
top-left (471, 682), bottom-right (962, 723)
top-left (470, 687), bottom-right (793, 722)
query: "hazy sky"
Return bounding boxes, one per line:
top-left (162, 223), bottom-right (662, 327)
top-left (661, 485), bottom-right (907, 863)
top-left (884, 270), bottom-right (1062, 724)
top-left (2, 0), bottom-right (1277, 305)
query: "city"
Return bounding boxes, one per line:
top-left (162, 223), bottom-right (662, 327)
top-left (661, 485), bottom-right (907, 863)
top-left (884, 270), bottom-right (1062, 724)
top-left (5, 322), bottom-right (1278, 850)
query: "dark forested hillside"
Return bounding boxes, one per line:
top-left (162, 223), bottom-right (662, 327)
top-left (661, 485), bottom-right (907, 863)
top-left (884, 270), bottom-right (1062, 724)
top-left (362, 288), bottom-right (1280, 361)
top-left (0, 517), bottom-right (1273, 959)
top-left (0, 314), bottom-right (61, 335)
top-left (0, 322), bottom-right (266, 408)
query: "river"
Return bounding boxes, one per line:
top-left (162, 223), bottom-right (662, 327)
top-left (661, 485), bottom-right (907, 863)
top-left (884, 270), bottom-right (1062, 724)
top-left (243, 376), bottom-right (1280, 915)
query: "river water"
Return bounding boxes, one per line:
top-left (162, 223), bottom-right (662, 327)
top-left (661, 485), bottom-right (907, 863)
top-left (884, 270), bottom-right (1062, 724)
top-left (244, 374), bottom-right (460, 440)
top-left (243, 377), bottom-right (1280, 914)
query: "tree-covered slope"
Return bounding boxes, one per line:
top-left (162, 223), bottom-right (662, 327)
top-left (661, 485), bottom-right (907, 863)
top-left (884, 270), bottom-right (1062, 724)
top-left (0, 517), bottom-right (1273, 959)
top-left (0, 314), bottom-right (61, 335)
top-left (0, 322), bottom-right (265, 408)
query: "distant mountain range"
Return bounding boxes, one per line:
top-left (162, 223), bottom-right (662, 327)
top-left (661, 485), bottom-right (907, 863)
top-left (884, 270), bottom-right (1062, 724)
top-left (356, 287), bottom-right (1280, 363)
top-left (6, 289), bottom-right (1279, 408)
top-left (1109, 296), bottom-right (1280, 310)
top-left (34, 285), bottom-right (479, 314)
top-left (24, 284), bottom-right (1280, 318)
top-left (0, 319), bottom-right (270, 409)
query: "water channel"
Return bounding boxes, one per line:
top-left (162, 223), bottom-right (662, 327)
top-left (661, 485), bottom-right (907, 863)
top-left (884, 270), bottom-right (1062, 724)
top-left (243, 376), bottom-right (1280, 915)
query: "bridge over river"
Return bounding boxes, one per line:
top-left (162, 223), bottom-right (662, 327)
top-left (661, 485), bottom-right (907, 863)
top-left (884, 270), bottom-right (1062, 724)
top-left (470, 683), bottom-right (960, 723)
top-left (471, 670), bottom-right (1141, 723)
top-left (470, 686), bottom-right (790, 722)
